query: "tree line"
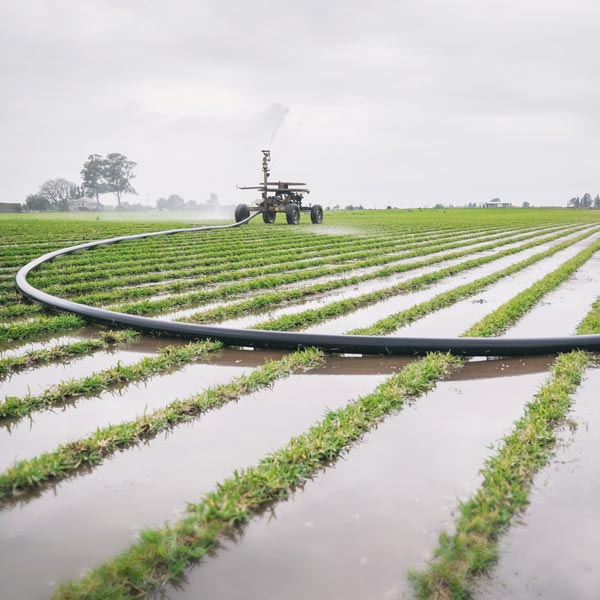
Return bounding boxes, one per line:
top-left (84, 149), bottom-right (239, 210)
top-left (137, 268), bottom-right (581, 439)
top-left (24, 153), bottom-right (136, 211)
top-left (568, 193), bottom-right (600, 208)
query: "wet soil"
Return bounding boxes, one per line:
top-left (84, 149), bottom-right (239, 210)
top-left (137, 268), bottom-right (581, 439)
top-left (506, 250), bottom-right (600, 338)
top-left (0, 366), bottom-right (391, 600)
top-left (475, 366), bottom-right (600, 600)
top-left (301, 230), bottom-right (599, 335)
top-left (0, 349), bottom-right (277, 470)
top-left (0, 348), bottom-right (155, 399)
top-left (395, 243), bottom-right (600, 338)
top-left (0, 328), bottom-right (98, 358)
top-left (161, 360), bottom-right (553, 600)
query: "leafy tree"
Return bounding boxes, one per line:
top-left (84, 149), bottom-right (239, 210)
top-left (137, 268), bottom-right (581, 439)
top-left (568, 197), bottom-right (580, 208)
top-left (594, 194), bottom-right (600, 208)
top-left (24, 193), bottom-right (51, 212)
top-left (581, 192), bottom-right (593, 207)
top-left (522, 201), bottom-right (531, 208)
top-left (81, 154), bottom-right (109, 207)
top-left (104, 153), bottom-right (137, 206)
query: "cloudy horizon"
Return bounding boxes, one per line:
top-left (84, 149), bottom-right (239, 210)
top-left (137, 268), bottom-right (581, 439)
top-left (2, 0), bottom-right (599, 209)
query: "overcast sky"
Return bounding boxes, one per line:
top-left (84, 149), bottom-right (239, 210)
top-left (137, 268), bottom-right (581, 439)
top-left (2, 0), bottom-right (599, 208)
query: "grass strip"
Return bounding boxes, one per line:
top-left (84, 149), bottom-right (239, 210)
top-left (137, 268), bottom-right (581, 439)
top-left (0, 330), bottom-right (139, 378)
top-left (465, 236), bottom-right (600, 337)
top-left (0, 347), bottom-right (325, 503)
top-left (50, 232), bottom-right (600, 597)
top-left (408, 349), bottom-right (591, 599)
top-left (64, 227), bottom-right (516, 306)
top-left (0, 315), bottom-right (85, 344)
top-left (37, 225), bottom-right (531, 293)
top-left (568, 296), bottom-right (600, 335)
top-left (408, 295), bottom-right (600, 599)
top-left (0, 340), bottom-right (222, 420)
top-left (352, 234), bottom-right (600, 335)
top-left (53, 352), bottom-right (461, 600)
top-left (71, 227), bottom-right (532, 312)
top-left (251, 228), bottom-right (598, 332)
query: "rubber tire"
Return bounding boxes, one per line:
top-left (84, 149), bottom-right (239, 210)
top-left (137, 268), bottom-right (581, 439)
top-left (235, 203), bottom-right (250, 223)
top-left (310, 204), bottom-right (323, 224)
top-left (285, 203), bottom-right (300, 225)
top-left (262, 209), bottom-right (276, 224)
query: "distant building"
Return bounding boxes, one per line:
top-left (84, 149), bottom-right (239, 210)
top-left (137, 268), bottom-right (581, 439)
top-left (484, 198), bottom-right (512, 208)
top-left (0, 202), bottom-right (22, 213)
top-left (68, 197), bottom-right (102, 211)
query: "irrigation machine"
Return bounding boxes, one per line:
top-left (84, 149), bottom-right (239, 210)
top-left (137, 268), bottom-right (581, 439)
top-left (235, 150), bottom-right (323, 225)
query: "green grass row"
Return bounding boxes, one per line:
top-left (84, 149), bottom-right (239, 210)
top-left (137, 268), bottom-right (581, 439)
top-left (352, 235), bottom-right (600, 335)
top-left (0, 348), bottom-right (325, 504)
top-left (40, 225), bottom-right (518, 297)
top-left (0, 314), bottom-right (85, 344)
top-left (28, 222), bottom-right (402, 281)
top-left (53, 352), bottom-right (462, 599)
top-left (0, 330), bottom-right (139, 378)
top-left (409, 313), bottom-right (597, 598)
top-left (32, 224), bottom-right (514, 290)
top-left (41, 239), bottom-right (600, 597)
top-left (74, 225), bottom-right (553, 312)
top-left (250, 228), bottom-right (598, 332)
top-left (48, 225), bottom-right (600, 599)
top-left (0, 340), bottom-right (222, 420)
top-left (465, 237), bottom-right (600, 336)
top-left (0, 226), bottom-right (591, 346)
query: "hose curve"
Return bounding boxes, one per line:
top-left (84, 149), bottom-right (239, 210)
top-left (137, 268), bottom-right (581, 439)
top-left (15, 217), bottom-right (600, 356)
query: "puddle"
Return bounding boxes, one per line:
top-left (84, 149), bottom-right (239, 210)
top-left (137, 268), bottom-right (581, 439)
top-left (0, 349), bottom-right (274, 470)
top-left (0, 367), bottom-right (391, 600)
top-left (0, 328), bottom-right (98, 358)
top-left (395, 242), bottom-right (600, 338)
top-left (303, 229), bottom-right (600, 335)
top-left (0, 348), bottom-right (155, 399)
top-left (475, 366), bottom-right (600, 600)
top-left (160, 360), bottom-right (552, 600)
top-left (505, 250), bottom-right (600, 338)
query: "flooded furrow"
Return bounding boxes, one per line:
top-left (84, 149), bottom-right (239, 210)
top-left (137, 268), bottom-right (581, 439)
top-left (0, 348), bottom-right (270, 470)
top-left (0, 360), bottom-right (399, 600)
top-left (0, 328), bottom-right (99, 359)
top-left (505, 250), bottom-right (600, 337)
top-left (475, 365), bottom-right (600, 600)
top-left (0, 341), bottom-right (164, 399)
top-left (161, 357), bottom-right (554, 600)
top-left (217, 244), bottom-right (534, 331)
top-left (394, 243), bottom-right (600, 338)
top-left (301, 229), bottom-right (600, 335)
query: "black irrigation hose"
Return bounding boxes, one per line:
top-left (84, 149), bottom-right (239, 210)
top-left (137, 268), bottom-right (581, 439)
top-left (15, 217), bottom-right (600, 356)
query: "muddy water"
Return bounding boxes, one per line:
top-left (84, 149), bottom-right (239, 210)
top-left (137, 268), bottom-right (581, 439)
top-left (0, 349), bottom-right (274, 471)
top-left (506, 250), bottom-right (600, 338)
top-left (304, 229), bottom-right (600, 335)
top-left (0, 348), bottom-right (156, 399)
top-left (0, 328), bottom-right (98, 358)
top-left (269, 228), bottom-right (563, 294)
top-left (162, 359), bottom-right (553, 600)
top-left (0, 367), bottom-right (393, 600)
top-left (394, 244), bottom-right (600, 338)
top-left (218, 241), bottom-right (545, 331)
top-left (124, 226), bottom-right (577, 328)
top-left (475, 366), bottom-right (600, 600)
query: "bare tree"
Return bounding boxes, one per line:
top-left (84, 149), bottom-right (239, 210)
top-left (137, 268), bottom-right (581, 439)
top-left (39, 178), bottom-right (75, 210)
